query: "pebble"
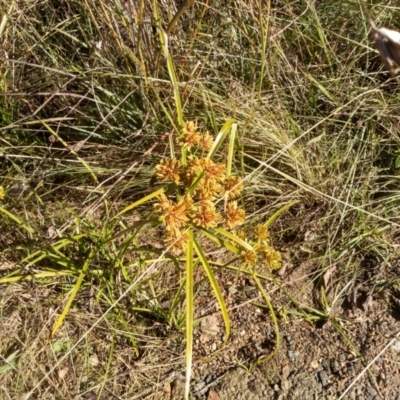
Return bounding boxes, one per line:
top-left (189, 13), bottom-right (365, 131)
top-left (193, 381), bottom-right (205, 391)
top-left (365, 386), bottom-right (378, 400)
top-left (390, 339), bottom-right (400, 352)
top-left (288, 350), bottom-right (300, 362)
top-left (331, 359), bottom-right (339, 374)
top-left (282, 365), bottom-right (290, 380)
top-left (280, 379), bottom-right (290, 393)
top-left (318, 371), bottom-right (329, 387)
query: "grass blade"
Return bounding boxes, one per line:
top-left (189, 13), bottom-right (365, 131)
top-left (207, 119), bottom-right (236, 159)
top-left (264, 201), bottom-right (299, 229)
top-left (185, 228), bottom-right (194, 400)
top-left (40, 119), bottom-right (99, 184)
top-left (0, 206), bottom-right (34, 234)
top-left (213, 227), bottom-right (253, 251)
top-left (226, 122), bottom-right (238, 177)
top-left (115, 187), bottom-right (165, 218)
top-left (51, 248), bottom-right (97, 337)
top-left (193, 236), bottom-right (231, 351)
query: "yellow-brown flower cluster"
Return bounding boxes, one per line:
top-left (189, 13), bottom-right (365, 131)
top-left (155, 158), bottom-right (182, 184)
top-left (154, 194), bottom-right (195, 254)
top-left (254, 224), bottom-right (269, 242)
top-left (262, 246), bottom-right (282, 270)
top-left (153, 121), bottom-right (247, 255)
top-left (152, 121), bottom-right (283, 273)
top-left (239, 224), bottom-right (282, 271)
top-left (179, 121), bottom-right (215, 152)
top-left (164, 228), bottom-right (191, 255)
top-left (225, 201), bottom-right (245, 229)
top-left (192, 200), bottom-right (221, 228)
top-left (224, 176), bottom-right (244, 199)
top-left (198, 131), bottom-right (214, 151)
top-left (241, 249), bottom-right (258, 268)
top-left (190, 157), bottom-right (226, 200)
top-left (155, 194), bottom-right (194, 232)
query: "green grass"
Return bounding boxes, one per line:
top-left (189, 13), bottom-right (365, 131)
top-left (2, 0), bottom-right (400, 398)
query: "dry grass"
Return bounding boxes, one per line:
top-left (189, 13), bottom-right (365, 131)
top-left (2, 0), bottom-right (400, 398)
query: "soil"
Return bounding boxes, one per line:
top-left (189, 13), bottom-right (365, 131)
top-left (150, 253), bottom-right (400, 400)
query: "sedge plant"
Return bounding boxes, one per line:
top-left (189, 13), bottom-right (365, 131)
top-left (0, 4), bottom-right (295, 398)
top-left (113, 4), bottom-right (296, 397)
top-left (115, 117), bottom-right (289, 399)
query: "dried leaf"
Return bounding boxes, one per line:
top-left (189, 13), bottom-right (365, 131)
top-left (89, 354), bottom-right (99, 367)
top-left (390, 339), bottom-right (400, 353)
top-left (70, 141), bottom-right (84, 152)
top-left (352, 284), bottom-right (361, 306)
top-left (163, 381), bottom-right (172, 396)
top-left (0, 261), bottom-right (14, 271)
top-left (207, 389), bottom-right (220, 400)
top-left (46, 225), bottom-right (58, 239)
top-left (362, 295), bottom-right (374, 314)
top-left (200, 314), bottom-right (220, 336)
top-left (57, 367), bottom-right (69, 380)
top-left (323, 265), bottom-right (336, 288)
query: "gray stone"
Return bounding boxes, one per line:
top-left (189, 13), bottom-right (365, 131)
top-left (318, 370), bottom-right (329, 387)
top-left (365, 386), bottom-right (378, 400)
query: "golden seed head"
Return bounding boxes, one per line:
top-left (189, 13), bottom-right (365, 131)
top-left (192, 200), bottom-right (221, 228)
top-left (200, 158), bottom-right (226, 182)
top-left (180, 121), bottom-right (201, 150)
top-left (155, 158), bottom-right (182, 184)
top-left (164, 227), bottom-right (190, 255)
top-left (155, 195), bottom-right (194, 231)
top-left (224, 176), bottom-right (244, 199)
top-left (198, 130), bottom-right (214, 151)
top-left (255, 224), bottom-right (270, 242)
top-left (240, 249), bottom-right (258, 268)
top-left (262, 246), bottom-right (282, 270)
top-left (225, 201), bottom-right (245, 229)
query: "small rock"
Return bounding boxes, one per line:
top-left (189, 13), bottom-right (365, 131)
top-left (88, 354), bottom-right (99, 367)
top-left (391, 339), bottom-right (400, 352)
top-left (365, 386), bottom-right (378, 400)
top-left (82, 392), bottom-right (98, 400)
top-left (193, 380), bottom-right (205, 392)
top-left (280, 379), bottom-right (290, 393)
top-left (331, 359), bottom-right (339, 374)
top-left (288, 350), bottom-right (300, 362)
top-left (318, 371), bottom-right (329, 387)
top-left (201, 314), bottom-right (220, 336)
top-left (282, 365), bottom-right (290, 380)
top-left (322, 359), bottom-right (331, 372)
top-left (163, 382), bottom-right (172, 396)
